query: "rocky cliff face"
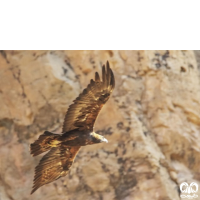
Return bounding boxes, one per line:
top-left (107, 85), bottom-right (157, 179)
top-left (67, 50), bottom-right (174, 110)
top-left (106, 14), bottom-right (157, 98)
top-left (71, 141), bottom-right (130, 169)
top-left (0, 50), bottom-right (200, 200)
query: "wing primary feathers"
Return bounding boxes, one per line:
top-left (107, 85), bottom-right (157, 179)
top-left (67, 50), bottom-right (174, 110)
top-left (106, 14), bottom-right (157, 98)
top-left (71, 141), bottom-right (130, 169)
top-left (102, 65), bottom-right (106, 83)
top-left (95, 72), bottom-right (100, 81)
top-left (110, 68), bottom-right (115, 90)
top-left (62, 61), bottom-right (115, 132)
top-left (106, 61), bottom-right (111, 87)
top-left (106, 60), bottom-right (110, 68)
top-left (90, 79), bottom-right (95, 84)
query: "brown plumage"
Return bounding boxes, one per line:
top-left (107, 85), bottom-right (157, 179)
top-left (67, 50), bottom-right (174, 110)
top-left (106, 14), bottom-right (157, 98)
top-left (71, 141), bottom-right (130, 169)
top-left (30, 61), bottom-right (115, 194)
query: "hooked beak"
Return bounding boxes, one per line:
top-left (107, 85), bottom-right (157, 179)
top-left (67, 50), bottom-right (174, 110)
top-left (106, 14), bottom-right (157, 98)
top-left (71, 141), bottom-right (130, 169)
top-left (102, 138), bottom-right (108, 143)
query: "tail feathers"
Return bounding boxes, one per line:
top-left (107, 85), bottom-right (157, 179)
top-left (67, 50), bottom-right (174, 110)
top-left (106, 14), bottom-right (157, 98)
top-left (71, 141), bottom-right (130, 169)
top-left (30, 131), bottom-right (61, 156)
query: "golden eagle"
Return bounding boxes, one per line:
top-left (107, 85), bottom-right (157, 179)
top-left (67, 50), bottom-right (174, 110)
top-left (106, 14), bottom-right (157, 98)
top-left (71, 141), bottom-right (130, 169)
top-left (30, 61), bottom-right (115, 194)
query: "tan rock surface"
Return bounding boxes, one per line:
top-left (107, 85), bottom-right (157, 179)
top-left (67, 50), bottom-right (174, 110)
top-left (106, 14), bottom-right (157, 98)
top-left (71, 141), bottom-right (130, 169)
top-left (0, 50), bottom-right (200, 200)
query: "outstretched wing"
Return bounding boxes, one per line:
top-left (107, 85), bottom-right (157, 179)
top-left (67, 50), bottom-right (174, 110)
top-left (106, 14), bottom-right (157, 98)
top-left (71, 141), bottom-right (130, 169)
top-left (31, 146), bottom-right (80, 194)
top-left (62, 61), bottom-right (115, 133)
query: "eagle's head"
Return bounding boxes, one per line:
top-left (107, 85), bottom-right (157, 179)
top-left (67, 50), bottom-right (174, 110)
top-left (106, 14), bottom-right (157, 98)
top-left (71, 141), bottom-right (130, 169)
top-left (88, 132), bottom-right (108, 144)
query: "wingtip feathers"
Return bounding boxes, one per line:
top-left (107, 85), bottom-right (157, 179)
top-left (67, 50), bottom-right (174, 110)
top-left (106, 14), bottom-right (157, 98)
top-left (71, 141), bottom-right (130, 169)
top-left (102, 61), bottom-right (115, 90)
top-left (110, 68), bottom-right (115, 90)
top-left (95, 72), bottom-right (100, 81)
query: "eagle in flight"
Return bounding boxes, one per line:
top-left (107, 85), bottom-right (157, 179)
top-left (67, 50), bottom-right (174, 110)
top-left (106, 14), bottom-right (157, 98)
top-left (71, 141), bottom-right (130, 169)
top-left (30, 61), bottom-right (115, 194)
